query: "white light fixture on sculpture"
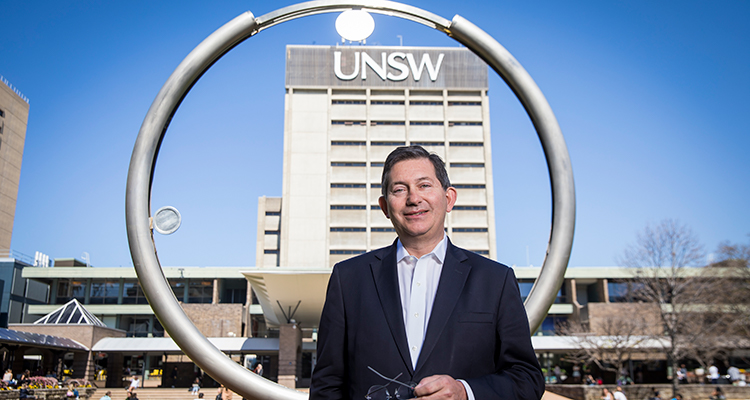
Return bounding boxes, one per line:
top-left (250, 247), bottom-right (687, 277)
top-left (335, 9), bottom-right (375, 42)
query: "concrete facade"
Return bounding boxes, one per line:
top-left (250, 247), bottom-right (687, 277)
top-left (257, 45), bottom-right (497, 268)
top-left (0, 79), bottom-right (28, 252)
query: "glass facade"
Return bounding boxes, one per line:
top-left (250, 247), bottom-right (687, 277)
top-left (56, 279), bottom-right (86, 304)
top-left (89, 279), bottom-right (119, 304)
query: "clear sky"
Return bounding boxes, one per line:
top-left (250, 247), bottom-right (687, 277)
top-left (1, 1), bottom-right (748, 268)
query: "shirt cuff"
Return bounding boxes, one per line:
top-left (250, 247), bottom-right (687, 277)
top-left (457, 379), bottom-right (475, 400)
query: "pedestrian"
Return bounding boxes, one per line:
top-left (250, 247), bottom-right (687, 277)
top-left (602, 387), bottom-right (612, 400)
top-left (217, 384), bottom-right (233, 400)
top-left (709, 364), bottom-right (720, 384)
top-left (710, 387), bottom-right (726, 400)
top-left (614, 386), bottom-right (627, 400)
top-left (727, 365), bottom-right (740, 383)
top-left (194, 392), bottom-right (205, 400)
top-left (99, 391), bottom-right (112, 400)
top-left (670, 394), bottom-right (682, 400)
top-left (127, 375), bottom-right (140, 394)
top-left (19, 383), bottom-right (36, 399)
top-left (253, 362), bottom-right (263, 377)
top-left (191, 377), bottom-right (201, 394)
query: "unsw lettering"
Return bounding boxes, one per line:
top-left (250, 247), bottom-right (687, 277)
top-left (334, 51), bottom-right (445, 82)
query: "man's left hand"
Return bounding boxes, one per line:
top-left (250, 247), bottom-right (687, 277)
top-left (412, 375), bottom-right (467, 400)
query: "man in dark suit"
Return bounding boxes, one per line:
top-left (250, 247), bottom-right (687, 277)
top-left (311, 146), bottom-right (544, 400)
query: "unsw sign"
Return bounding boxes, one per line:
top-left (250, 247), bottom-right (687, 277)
top-left (334, 51), bottom-right (444, 82)
top-left (286, 45), bottom-right (487, 89)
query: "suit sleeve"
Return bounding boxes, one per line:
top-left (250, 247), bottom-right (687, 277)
top-left (465, 269), bottom-right (545, 400)
top-left (310, 265), bottom-right (347, 400)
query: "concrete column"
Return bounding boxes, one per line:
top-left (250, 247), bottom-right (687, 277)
top-left (277, 323), bottom-right (302, 389)
top-left (72, 350), bottom-right (95, 380)
top-left (212, 279), bottom-right (220, 304)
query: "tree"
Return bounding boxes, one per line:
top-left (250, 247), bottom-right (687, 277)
top-left (711, 237), bottom-right (750, 339)
top-left (619, 219), bottom-right (720, 394)
top-left (559, 313), bottom-right (653, 383)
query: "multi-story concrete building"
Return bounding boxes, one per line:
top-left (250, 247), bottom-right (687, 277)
top-left (0, 76), bottom-right (29, 251)
top-left (257, 45), bottom-right (496, 268)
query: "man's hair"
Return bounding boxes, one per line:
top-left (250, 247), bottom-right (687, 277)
top-left (381, 145), bottom-right (450, 196)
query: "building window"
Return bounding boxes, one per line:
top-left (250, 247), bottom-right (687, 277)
top-left (332, 120), bottom-right (366, 126)
top-left (410, 121), bottom-right (443, 126)
top-left (330, 227), bottom-right (366, 232)
top-left (331, 205), bottom-right (366, 210)
top-left (371, 141), bottom-right (406, 146)
top-left (188, 279), bottom-right (213, 304)
top-left (411, 141), bottom-right (444, 146)
top-left (453, 206), bottom-right (487, 210)
top-left (371, 100), bottom-right (404, 105)
top-left (89, 279), bottom-right (119, 305)
top-left (371, 183), bottom-right (382, 188)
top-left (331, 141), bottom-right (366, 146)
top-left (169, 279), bottom-right (185, 301)
top-left (472, 250), bottom-right (490, 255)
top-left (370, 205), bottom-right (382, 209)
top-left (332, 100), bottom-right (365, 105)
top-left (221, 279), bottom-right (248, 304)
top-left (331, 162), bottom-right (366, 167)
top-left (608, 281), bottom-right (641, 302)
top-left (264, 249), bottom-right (279, 254)
top-left (448, 101), bottom-right (481, 106)
top-left (56, 279), bottom-right (86, 304)
top-left (448, 121), bottom-right (482, 126)
top-left (122, 280), bottom-right (149, 304)
top-left (264, 230), bottom-right (280, 235)
top-left (120, 315), bottom-right (164, 338)
top-left (265, 211), bottom-right (280, 216)
top-left (330, 250), bottom-right (366, 255)
top-left (453, 184), bottom-right (486, 189)
top-left (410, 101), bottom-right (442, 106)
top-left (453, 228), bottom-right (488, 232)
top-left (0, 109), bottom-right (4, 118)
top-left (370, 121), bottom-right (405, 126)
top-left (450, 142), bottom-right (483, 147)
top-left (331, 183), bottom-right (366, 188)
top-left (371, 227), bottom-right (395, 232)
top-left (450, 163), bottom-right (484, 168)
top-left (371, 162), bottom-right (384, 167)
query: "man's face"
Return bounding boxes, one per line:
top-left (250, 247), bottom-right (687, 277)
top-left (378, 158), bottom-right (456, 248)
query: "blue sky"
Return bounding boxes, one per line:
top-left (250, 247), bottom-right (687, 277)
top-left (1, 1), bottom-right (748, 268)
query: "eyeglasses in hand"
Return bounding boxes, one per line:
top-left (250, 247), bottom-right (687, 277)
top-left (365, 366), bottom-right (416, 400)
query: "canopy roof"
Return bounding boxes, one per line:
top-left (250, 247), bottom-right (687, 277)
top-left (243, 268), bottom-right (331, 329)
top-left (0, 328), bottom-right (88, 351)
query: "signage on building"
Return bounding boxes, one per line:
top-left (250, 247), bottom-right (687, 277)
top-left (286, 45), bottom-right (487, 89)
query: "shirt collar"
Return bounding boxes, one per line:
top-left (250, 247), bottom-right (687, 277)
top-left (396, 233), bottom-right (448, 264)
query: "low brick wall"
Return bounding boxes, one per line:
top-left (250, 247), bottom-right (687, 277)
top-left (545, 384), bottom-right (750, 400)
top-left (0, 388), bottom-right (96, 400)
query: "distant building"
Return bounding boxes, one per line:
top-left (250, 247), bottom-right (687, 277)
top-left (256, 45), bottom-right (496, 269)
top-left (0, 75), bottom-right (29, 252)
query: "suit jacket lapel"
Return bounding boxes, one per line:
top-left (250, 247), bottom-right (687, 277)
top-left (370, 242), bottom-right (414, 374)
top-left (415, 241), bottom-right (471, 374)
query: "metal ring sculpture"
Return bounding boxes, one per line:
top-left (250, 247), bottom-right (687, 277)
top-left (126, 1), bottom-right (576, 399)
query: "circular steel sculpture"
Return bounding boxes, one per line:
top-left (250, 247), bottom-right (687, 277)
top-left (126, 1), bottom-right (576, 399)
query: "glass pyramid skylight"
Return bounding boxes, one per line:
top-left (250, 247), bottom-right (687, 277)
top-left (33, 299), bottom-right (107, 327)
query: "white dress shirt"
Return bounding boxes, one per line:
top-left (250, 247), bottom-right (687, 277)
top-left (396, 235), bottom-right (475, 400)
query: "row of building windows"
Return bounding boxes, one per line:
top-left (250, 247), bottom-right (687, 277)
top-left (331, 141), bottom-right (482, 147)
top-left (330, 250), bottom-right (366, 255)
top-left (331, 100), bottom-right (480, 106)
top-left (55, 278), bottom-right (247, 305)
top-left (332, 162), bottom-right (484, 168)
top-left (331, 120), bottom-right (482, 126)
top-left (330, 227), bottom-right (396, 232)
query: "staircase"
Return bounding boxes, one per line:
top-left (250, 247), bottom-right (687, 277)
top-left (99, 388), bottom-right (239, 400)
